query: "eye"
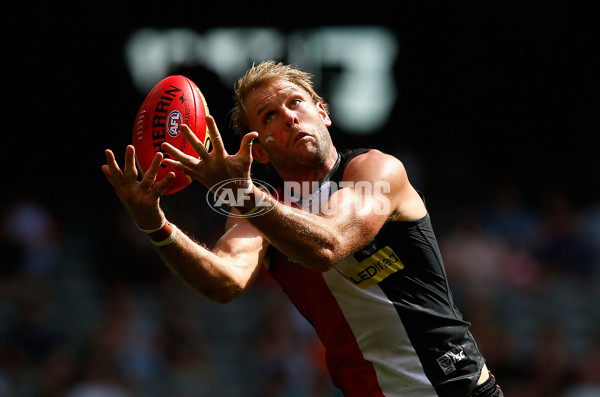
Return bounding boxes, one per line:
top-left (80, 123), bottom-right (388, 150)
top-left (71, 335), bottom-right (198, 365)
top-left (264, 111), bottom-right (276, 122)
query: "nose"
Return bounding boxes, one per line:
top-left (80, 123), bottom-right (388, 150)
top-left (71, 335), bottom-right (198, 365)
top-left (282, 107), bottom-right (299, 129)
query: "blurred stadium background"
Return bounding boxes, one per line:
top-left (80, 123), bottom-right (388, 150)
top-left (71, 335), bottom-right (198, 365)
top-left (3, 3), bottom-right (599, 396)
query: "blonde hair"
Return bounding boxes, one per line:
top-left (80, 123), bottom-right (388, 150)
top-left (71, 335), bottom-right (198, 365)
top-left (229, 61), bottom-right (329, 137)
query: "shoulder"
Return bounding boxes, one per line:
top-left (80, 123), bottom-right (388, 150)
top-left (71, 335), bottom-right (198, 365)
top-left (343, 149), bottom-right (426, 220)
top-left (343, 149), bottom-right (408, 184)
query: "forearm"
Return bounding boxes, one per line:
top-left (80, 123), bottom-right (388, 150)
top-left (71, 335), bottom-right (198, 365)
top-left (144, 223), bottom-right (255, 303)
top-left (156, 230), bottom-right (229, 300)
top-left (103, 144), bottom-right (262, 302)
top-left (243, 190), bottom-right (364, 271)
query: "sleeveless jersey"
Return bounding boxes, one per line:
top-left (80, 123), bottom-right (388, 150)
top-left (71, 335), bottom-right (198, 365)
top-left (265, 149), bottom-right (485, 396)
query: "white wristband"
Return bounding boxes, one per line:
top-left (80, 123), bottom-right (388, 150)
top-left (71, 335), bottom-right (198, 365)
top-left (151, 224), bottom-right (178, 246)
top-left (136, 218), bottom-right (167, 234)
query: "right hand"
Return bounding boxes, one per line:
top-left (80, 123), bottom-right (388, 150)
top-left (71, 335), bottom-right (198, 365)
top-left (101, 145), bottom-right (174, 230)
top-left (161, 115), bottom-right (258, 192)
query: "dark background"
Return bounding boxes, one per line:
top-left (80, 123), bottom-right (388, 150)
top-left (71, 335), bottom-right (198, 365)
top-left (6, 3), bottom-right (599, 217)
top-left (3, 2), bottom-right (600, 396)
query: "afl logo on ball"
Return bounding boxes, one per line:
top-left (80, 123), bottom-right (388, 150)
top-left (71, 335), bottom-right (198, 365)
top-left (167, 110), bottom-right (182, 137)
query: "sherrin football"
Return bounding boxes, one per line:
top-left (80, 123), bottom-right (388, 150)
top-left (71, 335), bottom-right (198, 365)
top-left (132, 75), bottom-right (210, 195)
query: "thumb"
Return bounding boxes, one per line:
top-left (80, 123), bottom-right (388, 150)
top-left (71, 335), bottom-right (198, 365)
top-left (238, 131), bottom-right (259, 159)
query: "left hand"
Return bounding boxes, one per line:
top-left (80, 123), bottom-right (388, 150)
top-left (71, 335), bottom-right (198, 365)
top-left (161, 115), bottom-right (258, 191)
top-left (101, 145), bottom-right (173, 229)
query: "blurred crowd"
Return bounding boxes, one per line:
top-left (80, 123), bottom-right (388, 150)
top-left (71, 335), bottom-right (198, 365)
top-left (1, 179), bottom-right (599, 397)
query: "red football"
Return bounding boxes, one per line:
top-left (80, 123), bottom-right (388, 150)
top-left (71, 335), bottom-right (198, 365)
top-left (132, 75), bottom-right (210, 195)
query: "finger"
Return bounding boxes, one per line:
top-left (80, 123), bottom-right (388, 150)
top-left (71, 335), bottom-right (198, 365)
top-left (152, 171), bottom-right (175, 197)
top-left (123, 145), bottom-right (138, 180)
top-left (104, 149), bottom-right (120, 172)
top-left (101, 164), bottom-right (117, 188)
top-left (179, 124), bottom-right (209, 161)
top-left (162, 158), bottom-right (196, 177)
top-left (161, 142), bottom-right (199, 168)
top-left (140, 151), bottom-right (163, 190)
top-left (205, 115), bottom-right (226, 155)
top-left (103, 149), bottom-right (124, 180)
top-left (237, 131), bottom-right (259, 160)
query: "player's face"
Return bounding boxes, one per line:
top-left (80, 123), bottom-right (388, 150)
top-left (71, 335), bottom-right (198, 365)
top-left (244, 79), bottom-right (333, 170)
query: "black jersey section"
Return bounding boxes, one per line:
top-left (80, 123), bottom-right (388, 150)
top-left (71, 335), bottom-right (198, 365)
top-left (326, 148), bottom-right (371, 184)
top-left (375, 216), bottom-right (484, 396)
top-left (268, 148), bottom-right (485, 396)
top-left (336, 149), bottom-right (484, 396)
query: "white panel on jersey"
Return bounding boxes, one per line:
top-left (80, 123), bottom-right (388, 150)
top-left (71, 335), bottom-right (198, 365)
top-left (323, 267), bottom-right (437, 396)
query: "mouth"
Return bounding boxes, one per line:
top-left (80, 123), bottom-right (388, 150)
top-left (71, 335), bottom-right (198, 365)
top-left (292, 132), bottom-right (310, 145)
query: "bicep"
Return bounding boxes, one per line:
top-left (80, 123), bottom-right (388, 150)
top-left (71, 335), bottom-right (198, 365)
top-left (341, 150), bottom-right (426, 220)
top-left (213, 216), bottom-right (270, 289)
top-left (322, 151), bottom-right (425, 247)
top-left (321, 180), bottom-right (391, 252)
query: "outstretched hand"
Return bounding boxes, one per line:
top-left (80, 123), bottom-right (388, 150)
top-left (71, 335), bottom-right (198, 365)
top-left (101, 145), bottom-right (172, 230)
top-left (161, 115), bottom-right (258, 191)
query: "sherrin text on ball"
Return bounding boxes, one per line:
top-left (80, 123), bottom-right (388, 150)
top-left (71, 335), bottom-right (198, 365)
top-left (132, 75), bottom-right (210, 194)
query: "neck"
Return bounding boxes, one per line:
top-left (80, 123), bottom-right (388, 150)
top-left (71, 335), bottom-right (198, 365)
top-left (277, 146), bottom-right (339, 187)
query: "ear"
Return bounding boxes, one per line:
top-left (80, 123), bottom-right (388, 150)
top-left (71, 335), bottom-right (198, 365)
top-left (317, 102), bottom-right (332, 127)
top-left (252, 141), bottom-right (271, 164)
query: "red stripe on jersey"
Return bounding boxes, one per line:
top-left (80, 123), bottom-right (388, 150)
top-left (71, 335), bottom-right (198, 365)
top-left (269, 252), bottom-right (385, 396)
